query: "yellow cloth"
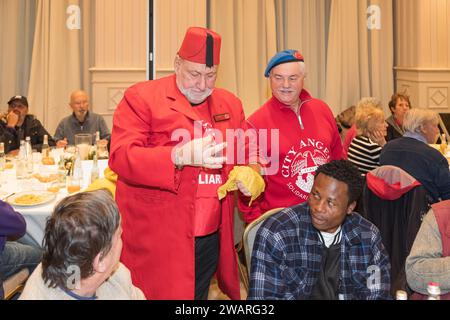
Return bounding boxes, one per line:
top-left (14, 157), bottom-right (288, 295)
top-left (85, 167), bottom-right (118, 198)
top-left (217, 166), bottom-right (265, 206)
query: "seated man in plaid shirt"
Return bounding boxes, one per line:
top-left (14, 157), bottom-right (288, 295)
top-left (248, 160), bottom-right (391, 300)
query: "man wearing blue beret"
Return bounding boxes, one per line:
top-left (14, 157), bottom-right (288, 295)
top-left (239, 50), bottom-right (343, 222)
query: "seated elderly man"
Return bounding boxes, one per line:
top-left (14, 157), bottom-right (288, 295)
top-left (347, 98), bottom-right (387, 175)
top-left (380, 108), bottom-right (450, 203)
top-left (248, 160), bottom-right (391, 300)
top-left (20, 190), bottom-right (144, 300)
top-left (54, 90), bottom-right (110, 148)
top-left (3, 95), bottom-right (55, 153)
top-left (405, 199), bottom-right (450, 299)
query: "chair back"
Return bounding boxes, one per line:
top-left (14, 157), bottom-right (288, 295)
top-left (362, 165), bottom-right (431, 295)
top-left (2, 268), bottom-right (29, 300)
top-left (243, 207), bottom-right (284, 277)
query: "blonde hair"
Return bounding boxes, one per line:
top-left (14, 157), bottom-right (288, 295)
top-left (403, 108), bottom-right (439, 134)
top-left (355, 98), bottom-right (384, 136)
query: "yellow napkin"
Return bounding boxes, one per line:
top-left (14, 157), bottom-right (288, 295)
top-left (217, 166), bottom-right (265, 206)
top-left (85, 167), bottom-right (118, 198)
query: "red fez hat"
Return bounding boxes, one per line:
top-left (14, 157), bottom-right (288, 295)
top-left (178, 27), bottom-right (221, 67)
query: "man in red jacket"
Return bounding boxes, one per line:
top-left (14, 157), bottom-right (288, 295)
top-left (109, 27), bottom-right (261, 300)
top-left (239, 50), bottom-right (342, 223)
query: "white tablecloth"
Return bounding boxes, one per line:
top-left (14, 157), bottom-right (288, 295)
top-left (0, 159), bottom-right (108, 246)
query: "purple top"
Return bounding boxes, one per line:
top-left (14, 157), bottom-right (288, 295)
top-left (0, 200), bottom-right (26, 252)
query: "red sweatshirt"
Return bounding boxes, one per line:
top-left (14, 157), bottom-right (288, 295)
top-left (239, 90), bottom-right (342, 223)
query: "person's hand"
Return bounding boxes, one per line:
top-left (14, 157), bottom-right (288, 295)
top-left (56, 138), bottom-right (68, 148)
top-left (368, 130), bottom-right (386, 147)
top-left (6, 111), bottom-right (19, 128)
top-left (236, 164), bottom-right (261, 197)
top-left (236, 180), bottom-right (251, 197)
top-left (173, 135), bottom-right (227, 169)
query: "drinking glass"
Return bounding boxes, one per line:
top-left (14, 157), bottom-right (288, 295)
top-left (66, 176), bottom-right (81, 194)
top-left (47, 181), bottom-right (60, 193)
top-left (74, 134), bottom-right (92, 160)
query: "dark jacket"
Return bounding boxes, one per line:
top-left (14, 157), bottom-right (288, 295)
top-left (380, 137), bottom-right (450, 203)
top-left (0, 122), bottom-right (17, 153)
top-left (362, 165), bottom-right (431, 295)
top-left (385, 115), bottom-right (404, 142)
top-left (4, 115), bottom-right (55, 153)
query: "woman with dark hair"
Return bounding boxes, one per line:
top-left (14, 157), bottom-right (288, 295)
top-left (386, 93), bottom-right (411, 141)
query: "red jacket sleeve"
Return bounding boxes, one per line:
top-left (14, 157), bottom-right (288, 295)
top-left (109, 86), bottom-right (180, 192)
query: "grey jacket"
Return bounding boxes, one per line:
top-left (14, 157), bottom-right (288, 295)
top-left (405, 209), bottom-right (450, 294)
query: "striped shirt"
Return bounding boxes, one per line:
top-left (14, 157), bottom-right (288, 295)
top-left (348, 135), bottom-right (382, 175)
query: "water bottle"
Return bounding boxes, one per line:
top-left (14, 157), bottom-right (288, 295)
top-left (25, 136), bottom-right (33, 174)
top-left (72, 147), bottom-right (83, 181)
top-left (16, 140), bottom-right (27, 179)
top-left (427, 282), bottom-right (441, 300)
top-left (90, 152), bottom-right (99, 184)
top-left (395, 290), bottom-right (408, 300)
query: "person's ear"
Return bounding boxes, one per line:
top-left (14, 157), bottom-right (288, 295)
top-left (93, 253), bottom-right (106, 273)
top-left (174, 56), bottom-right (182, 72)
top-left (347, 200), bottom-right (357, 215)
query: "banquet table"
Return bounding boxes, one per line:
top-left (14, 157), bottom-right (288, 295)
top-left (0, 158), bottom-right (108, 246)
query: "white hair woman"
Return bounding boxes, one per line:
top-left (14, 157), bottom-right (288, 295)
top-left (347, 100), bottom-right (387, 175)
top-left (380, 108), bottom-right (450, 203)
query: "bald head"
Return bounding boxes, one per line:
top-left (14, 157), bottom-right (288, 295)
top-left (70, 90), bottom-right (89, 121)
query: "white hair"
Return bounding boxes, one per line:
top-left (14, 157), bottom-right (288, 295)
top-left (403, 108), bottom-right (439, 134)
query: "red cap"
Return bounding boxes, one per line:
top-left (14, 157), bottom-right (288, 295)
top-left (178, 27), bottom-right (221, 67)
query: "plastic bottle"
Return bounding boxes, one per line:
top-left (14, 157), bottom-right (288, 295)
top-left (25, 136), bottom-right (33, 174)
top-left (396, 290), bottom-right (408, 300)
top-left (427, 282), bottom-right (441, 300)
top-left (72, 147), bottom-right (83, 180)
top-left (90, 152), bottom-right (99, 184)
top-left (16, 140), bottom-right (27, 179)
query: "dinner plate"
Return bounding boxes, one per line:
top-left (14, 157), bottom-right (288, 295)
top-left (7, 191), bottom-right (57, 207)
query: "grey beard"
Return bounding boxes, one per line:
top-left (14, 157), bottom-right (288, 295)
top-left (178, 86), bottom-right (213, 104)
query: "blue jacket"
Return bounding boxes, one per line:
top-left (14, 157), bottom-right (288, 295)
top-left (0, 200), bottom-right (26, 252)
top-left (248, 203), bottom-right (391, 300)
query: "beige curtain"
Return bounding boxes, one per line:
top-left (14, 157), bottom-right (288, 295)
top-left (27, 0), bottom-right (92, 134)
top-left (209, 0), bottom-right (277, 117)
top-left (0, 0), bottom-right (37, 109)
top-left (325, 0), bottom-right (394, 115)
top-left (275, 0), bottom-right (329, 99)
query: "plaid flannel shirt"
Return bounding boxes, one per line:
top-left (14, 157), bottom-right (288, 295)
top-left (248, 203), bottom-right (391, 300)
